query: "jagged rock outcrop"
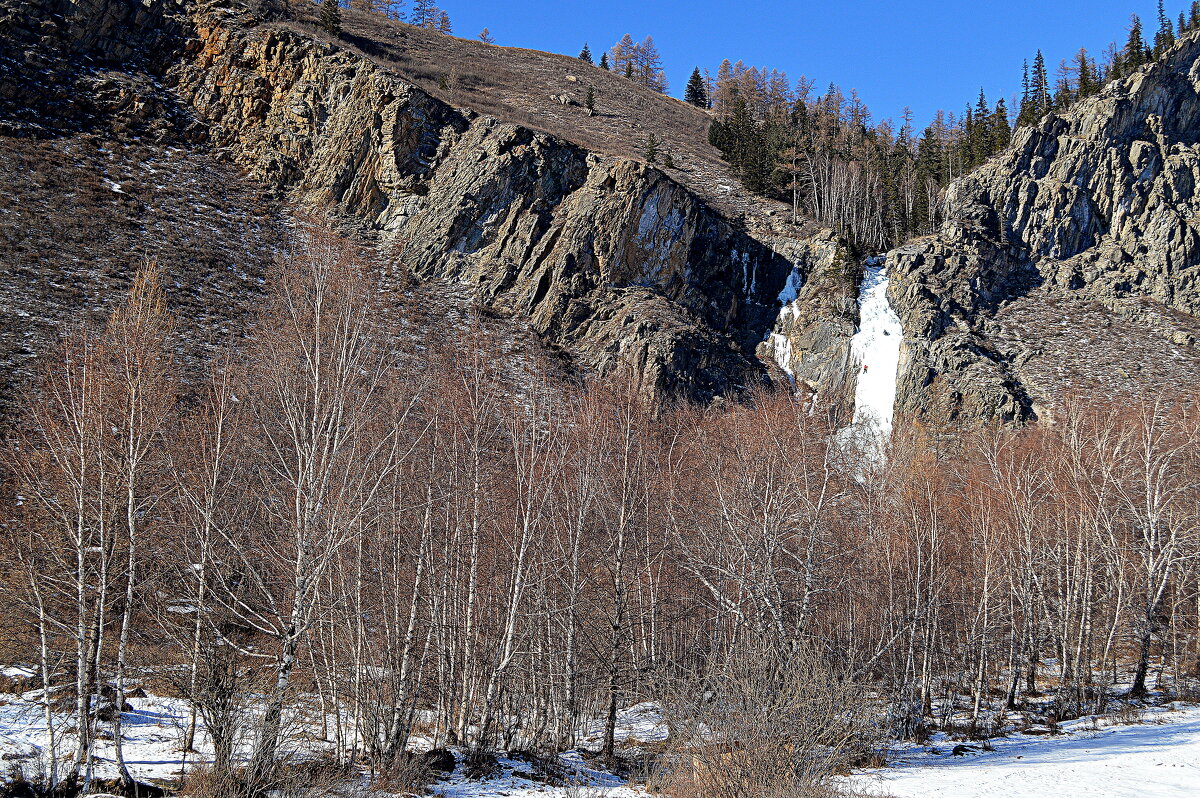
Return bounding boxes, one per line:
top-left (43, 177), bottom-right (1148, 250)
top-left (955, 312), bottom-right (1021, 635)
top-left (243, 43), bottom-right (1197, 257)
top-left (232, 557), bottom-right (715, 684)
top-left (0, 0), bottom-right (192, 136)
top-left (758, 230), bottom-right (858, 401)
top-left (886, 31), bottom-right (1200, 423)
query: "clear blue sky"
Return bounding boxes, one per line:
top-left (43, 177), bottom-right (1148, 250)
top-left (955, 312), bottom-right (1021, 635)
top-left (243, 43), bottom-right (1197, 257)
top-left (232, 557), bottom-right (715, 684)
top-left (445, 1), bottom-right (1184, 128)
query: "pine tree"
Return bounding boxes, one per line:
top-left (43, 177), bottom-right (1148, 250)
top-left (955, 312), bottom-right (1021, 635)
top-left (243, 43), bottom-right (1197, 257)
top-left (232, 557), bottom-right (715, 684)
top-left (991, 98), bottom-right (1012, 152)
top-left (685, 67), bottom-right (709, 107)
top-left (644, 133), bottom-right (659, 163)
top-left (1017, 59), bottom-right (1032, 126)
top-left (579, 43), bottom-right (593, 64)
top-left (599, 52), bottom-right (609, 70)
top-left (478, 27), bottom-right (495, 44)
top-left (585, 85), bottom-right (596, 115)
top-left (320, 0), bottom-right (341, 36)
top-left (1074, 48), bottom-right (1097, 97)
top-left (1124, 14), bottom-right (1149, 73)
top-left (624, 61), bottom-right (634, 79)
top-left (1191, 1), bottom-right (1200, 31)
top-left (436, 10), bottom-right (452, 33)
top-left (1031, 50), bottom-right (1050, 118)
top-left (1155, 0), bottom-right (1176, 57)
top-left (971, 88), bottom-right (990, 164)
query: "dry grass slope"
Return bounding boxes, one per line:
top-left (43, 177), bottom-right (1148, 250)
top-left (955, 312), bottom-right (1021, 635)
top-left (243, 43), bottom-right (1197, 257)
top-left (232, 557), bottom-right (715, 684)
top-left (277, 3), bottom-right (797, 227)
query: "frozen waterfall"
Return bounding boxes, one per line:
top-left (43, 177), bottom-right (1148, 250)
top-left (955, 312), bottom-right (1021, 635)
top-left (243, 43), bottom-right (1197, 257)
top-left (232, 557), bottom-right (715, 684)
top-left (837, 258), bottom-right (903, 463)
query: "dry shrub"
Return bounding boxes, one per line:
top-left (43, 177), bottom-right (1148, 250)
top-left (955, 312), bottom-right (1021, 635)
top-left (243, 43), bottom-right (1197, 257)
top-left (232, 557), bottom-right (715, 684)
top-left (262, 758), bottom-right (355, 798)
top-left (181, 758), bottom-right (352, 798)
top-left (178, 765), bottom-right (245, 798)
top-left (369, 753), bottom-right (433, 795)
top-left (654, 635), bottom-right (881, 798)
top-left (1114, 703), bottom-right (1145, 725)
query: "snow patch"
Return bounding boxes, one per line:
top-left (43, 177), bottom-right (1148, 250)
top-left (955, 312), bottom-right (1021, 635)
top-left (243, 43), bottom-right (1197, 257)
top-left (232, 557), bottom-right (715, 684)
top-left (852, 703), bottom-right (1200, 798)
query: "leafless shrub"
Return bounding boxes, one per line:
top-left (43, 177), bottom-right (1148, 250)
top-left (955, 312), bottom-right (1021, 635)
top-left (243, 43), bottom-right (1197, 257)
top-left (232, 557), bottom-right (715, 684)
top-left (655, 635), bottom-right (880, 798)
top-left (1114, 703), bottom-right (1145, 725)
top-left (369, 752), bottom-right (433, 795)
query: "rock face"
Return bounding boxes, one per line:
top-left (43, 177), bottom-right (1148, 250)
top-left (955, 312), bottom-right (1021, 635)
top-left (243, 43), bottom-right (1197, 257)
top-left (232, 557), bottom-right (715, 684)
top-left (758, 230), bottom-right (858, 403)
top-left (27, 0), bottom-right (1200, 423)
top-left (886, 32), bottom-right (1200, 423)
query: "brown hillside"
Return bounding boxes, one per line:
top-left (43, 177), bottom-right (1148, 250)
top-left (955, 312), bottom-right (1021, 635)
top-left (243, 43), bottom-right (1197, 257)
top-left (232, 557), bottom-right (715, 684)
top-left (278, 3), bottom-right (798, 228)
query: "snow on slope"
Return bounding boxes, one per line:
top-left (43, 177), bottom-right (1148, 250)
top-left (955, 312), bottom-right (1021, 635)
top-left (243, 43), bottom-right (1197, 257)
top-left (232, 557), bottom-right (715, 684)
top-left (852, 703), bottom-right (1200, 798)
top-left (835, 259), bottom-right (903, 465)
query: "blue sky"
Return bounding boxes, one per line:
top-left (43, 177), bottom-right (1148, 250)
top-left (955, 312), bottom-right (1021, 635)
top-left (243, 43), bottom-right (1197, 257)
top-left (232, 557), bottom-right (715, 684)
top-left (445, 1), bottom-right (1184, 128)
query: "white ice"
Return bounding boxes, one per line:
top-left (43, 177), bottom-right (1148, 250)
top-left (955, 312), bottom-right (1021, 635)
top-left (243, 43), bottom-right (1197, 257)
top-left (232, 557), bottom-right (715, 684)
top-left (851, 703), bottom-right (1200, 798)
top-left (837, 259), bottom-right (902, 461)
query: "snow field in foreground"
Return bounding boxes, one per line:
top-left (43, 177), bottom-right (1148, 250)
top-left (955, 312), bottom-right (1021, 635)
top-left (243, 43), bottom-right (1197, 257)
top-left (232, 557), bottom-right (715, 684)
top-left (851, 703), bottom-right (1200, 798)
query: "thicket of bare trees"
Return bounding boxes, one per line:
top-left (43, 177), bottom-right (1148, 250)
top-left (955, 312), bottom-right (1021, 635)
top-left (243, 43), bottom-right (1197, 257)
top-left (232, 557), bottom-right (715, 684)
top-left (2, 226), bottom-right (1199, 796)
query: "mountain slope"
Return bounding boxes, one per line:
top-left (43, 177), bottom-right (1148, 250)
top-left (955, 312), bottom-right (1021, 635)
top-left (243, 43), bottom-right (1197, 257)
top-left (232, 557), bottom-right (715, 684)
top-left (0, 0), bottom-right (857, 408)
top-left (885, 32), bottom-right (1200, 424)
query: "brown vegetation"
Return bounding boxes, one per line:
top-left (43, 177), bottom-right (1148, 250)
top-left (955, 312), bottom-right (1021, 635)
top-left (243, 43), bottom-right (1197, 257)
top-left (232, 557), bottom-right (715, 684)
top-left (2, 222), bottom-right (1199, 798)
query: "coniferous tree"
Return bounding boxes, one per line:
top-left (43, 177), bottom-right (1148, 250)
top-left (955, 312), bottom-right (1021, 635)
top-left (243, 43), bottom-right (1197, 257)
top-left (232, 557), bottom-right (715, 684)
top-left (585, 85), bottom-right (596, 115)
top-left (320, 0), bottom-right (341, 36)
top-left (478, 27), bottom-right (495, 44)
top-left (685, 67), bottom-right (709, 107)
top-left (1074, 48), bottom-right (1098, 97)
top-left (1017, 59), bottom-right (1033, 126)
top-left (611, 33), bottom-right (637, 76)
top-left (644, 133), bottom-right (659, 163)
top-left (579, 43), bottom-right (593, 64)
top-left (991, 98), bottom-right (1012, 152)
top-left (1052, 59), bottom-right (1074, 110)
top-left (1191, 1), bottom-right (1200, 30)
top-left (1155, 0), bottom-right (1176, 57)
top-left (436, 10), bottom-right (451, 33)
top-left (1124, 14), bottom-right (1149, 74)
top-left (409, 0), bottom-right (436, 27)
top-left (1030, 50), bottom-right (1050, 118)
top-left (643, 36), bottom-right (668, 92)
top-left (599, 51), bottom-right (609, 70)
top-left (971, 88), bottom-right (990, 165)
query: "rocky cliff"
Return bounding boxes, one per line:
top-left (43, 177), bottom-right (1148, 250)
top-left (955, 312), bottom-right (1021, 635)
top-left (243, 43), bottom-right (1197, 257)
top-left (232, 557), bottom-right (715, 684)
top-left (885, 32), bottom-right (1200, 424)
top-left (1, 0), bottom-right (856, 405)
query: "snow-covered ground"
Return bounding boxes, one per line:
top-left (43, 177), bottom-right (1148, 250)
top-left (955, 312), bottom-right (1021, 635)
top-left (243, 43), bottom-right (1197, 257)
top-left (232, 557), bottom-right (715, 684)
top-left (852, 703), bottom-right (1200, 798)
top-left (433, 751), bottom-right (647, 798)
top-left (9, 675), bottom-right (1198, 798)
top-left (0, 686), bottom-right (216, 784)
top-left (0, 677), bottom-right (656, 798)
top-left (836, 259), bottom-right (903, 465)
